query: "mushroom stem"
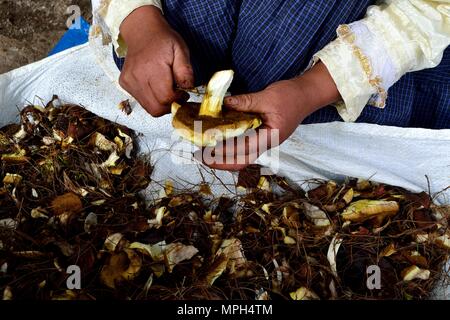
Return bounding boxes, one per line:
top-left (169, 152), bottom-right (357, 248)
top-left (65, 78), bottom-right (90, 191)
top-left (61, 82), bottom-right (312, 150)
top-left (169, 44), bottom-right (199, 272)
top-left (199, 70), bottom-right (234, 118)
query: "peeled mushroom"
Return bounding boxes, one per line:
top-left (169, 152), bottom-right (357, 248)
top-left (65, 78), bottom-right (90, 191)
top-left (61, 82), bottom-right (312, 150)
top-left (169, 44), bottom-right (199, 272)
top-left (172, 70), bottom-right (262, 147)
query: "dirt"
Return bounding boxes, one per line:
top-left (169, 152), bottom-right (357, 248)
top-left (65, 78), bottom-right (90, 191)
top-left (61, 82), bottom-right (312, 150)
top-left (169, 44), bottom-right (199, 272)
top-left (0, 0), bottom-right (91, 74)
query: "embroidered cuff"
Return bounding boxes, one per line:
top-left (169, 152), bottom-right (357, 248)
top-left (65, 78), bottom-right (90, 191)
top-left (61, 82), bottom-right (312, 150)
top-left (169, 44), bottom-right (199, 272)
top-left (94, 0), bottom-right (163, 57)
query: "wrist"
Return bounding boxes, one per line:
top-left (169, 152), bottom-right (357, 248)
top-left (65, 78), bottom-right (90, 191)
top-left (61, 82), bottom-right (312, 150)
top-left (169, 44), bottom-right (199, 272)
top-left (120, 5), bottom-right (166, 46)
top-left (292, 62), bottom-right (341, 115)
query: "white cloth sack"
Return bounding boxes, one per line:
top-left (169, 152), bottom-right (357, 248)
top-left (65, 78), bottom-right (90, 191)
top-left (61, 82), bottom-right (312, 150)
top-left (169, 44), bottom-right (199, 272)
top-left (0, 38), bottom-right (449, 298)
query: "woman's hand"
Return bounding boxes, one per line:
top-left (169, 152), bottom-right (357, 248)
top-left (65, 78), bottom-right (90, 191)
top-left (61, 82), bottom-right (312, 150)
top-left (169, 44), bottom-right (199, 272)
top-left (196, 62), bottom-right (341, 171)
top-left (119, 6), bottom-right (194, 117)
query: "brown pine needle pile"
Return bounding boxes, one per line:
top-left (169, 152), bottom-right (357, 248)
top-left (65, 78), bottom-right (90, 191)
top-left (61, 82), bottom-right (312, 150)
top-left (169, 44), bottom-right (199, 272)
top-left (0, 98), bottom-right (449, 300)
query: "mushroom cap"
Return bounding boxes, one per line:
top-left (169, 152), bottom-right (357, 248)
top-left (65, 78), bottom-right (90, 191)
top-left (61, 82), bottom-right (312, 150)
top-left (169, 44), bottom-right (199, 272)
top-left (172, 102), bottom-right (262, 147)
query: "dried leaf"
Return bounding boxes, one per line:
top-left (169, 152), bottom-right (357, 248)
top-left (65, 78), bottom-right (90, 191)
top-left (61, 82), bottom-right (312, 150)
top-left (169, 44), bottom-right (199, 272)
top-left (1, 148), bottom-right (28, 163)
top-left (282, 205), bottom-right (300, 228)
top-left (42, 136), bottom-right (55, 145)
top-left (380, 243), bottom-right (396, 258)
top-left (342, 188), bottom-right (354, 204)
top-left (101, 151), bottom-right (120, 168)
top-left (104, 233), bottom-right (126, 253)
top-left (434, 232), bottom-right (450, 250)
top-left (100, 249), bottom-right (142, 289)
top-left (118, 100), bottom-right (132, 115)
top-left (51, 290), bottom-right (78, 300)
top-left (356, 179), bottom-right (371, 191)
top-left (303, 202), bottom-right (331, 227)
top-left (0, 132), bottom-right (11, 147)
top-left (216, 238), bottom-right (247, 274)
top-left (403, 251), bottom-right (428, 268)
top-left (413, 209), bottom-right (435, 230)
top-left (164, 180), bottom-right (174, 196)
top-left (261, 203), bottom-right (272, 214)
top-left (205, 254), bottom-right (228, 286)
top-left (290, 287), bottom-right (319, 300)
top-left (54, 241), bottom-right (75, 257)
top-left (401, 266), bottom-right (430, 281)
top-left (307, 181), bottom-right (337, 201)
top-left (91, 199), bottom-right (106, 206)
top-left (168, 195), bottom-right (193, 207)
top-left (199, 183), bottom-right (212, 196)
top-left (257, 176), bottom-right (271, 191)
top-left (118, 129), bottom-right (133, 159)
top-left (237, 165), bottom-right (262, 190)
top-left (3, 173), bottom-right (22, 185)
top-left (284, 236), bottom-right (296, 245)
top-left (31, 207), bottom-right (49, 219)
top-left (3, 286), bottom-right (13, 300)
top-left (90, 132), bottom-right (116, 151)
top-left (255, 289), bottom-right (270, 300)
top-left (121, 249), bottom-right (142, 280)
top-left (13, 125), bottom-right (27, 142)
top-left (63, 172), bottom-right (89, 197)
top-left (415, 232), bottom-right (429, 244)
top-left (164, 243), bottom-right (199, 273)
top-left (150, 264), bottom-right (165, 278)
top-left (129, 241), bottom-right (166, 262)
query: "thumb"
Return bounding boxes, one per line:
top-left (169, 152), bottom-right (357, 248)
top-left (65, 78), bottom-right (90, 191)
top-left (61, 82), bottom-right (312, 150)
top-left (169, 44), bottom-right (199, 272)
top-left (173, 44), bottom-right (195, 89)
top-left (224, 93), bottom-right (262, 113)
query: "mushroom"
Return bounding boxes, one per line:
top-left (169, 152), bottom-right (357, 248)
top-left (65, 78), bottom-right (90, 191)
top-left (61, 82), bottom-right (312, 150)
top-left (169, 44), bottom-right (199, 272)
top-left (172, 70), bottom-right (262, 147)
top-left (401, 265), bottom-right (431, 281)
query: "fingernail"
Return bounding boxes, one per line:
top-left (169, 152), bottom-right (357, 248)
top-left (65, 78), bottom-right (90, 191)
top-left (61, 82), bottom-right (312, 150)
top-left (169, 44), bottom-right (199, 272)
top-left (225, 97), bottom-right (236, 105)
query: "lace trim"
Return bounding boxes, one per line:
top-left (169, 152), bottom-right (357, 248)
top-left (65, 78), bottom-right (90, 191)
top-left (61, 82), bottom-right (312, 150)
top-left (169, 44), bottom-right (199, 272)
top-left (337, 25), bottom-right (387, 108)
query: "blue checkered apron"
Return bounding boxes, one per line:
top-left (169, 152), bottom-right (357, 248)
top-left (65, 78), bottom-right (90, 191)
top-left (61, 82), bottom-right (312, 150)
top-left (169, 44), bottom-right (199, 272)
top-left (114, 0), bottom-right (450, 129)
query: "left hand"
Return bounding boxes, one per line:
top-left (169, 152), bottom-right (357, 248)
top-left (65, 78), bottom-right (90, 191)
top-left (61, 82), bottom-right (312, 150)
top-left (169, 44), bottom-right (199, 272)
top-left (195, 62), bottom-right (341, 171)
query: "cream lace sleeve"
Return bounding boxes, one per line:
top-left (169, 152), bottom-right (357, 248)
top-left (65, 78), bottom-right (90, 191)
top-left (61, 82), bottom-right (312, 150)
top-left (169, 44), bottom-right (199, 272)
top-left (91, 0), bottom-right (163, 57)
top-left (314, 0), bottom-right (450, 122)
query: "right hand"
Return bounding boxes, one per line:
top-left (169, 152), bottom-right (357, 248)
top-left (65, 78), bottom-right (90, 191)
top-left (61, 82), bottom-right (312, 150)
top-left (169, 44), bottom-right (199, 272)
top-left (119, 6), bottom-right (194, 117)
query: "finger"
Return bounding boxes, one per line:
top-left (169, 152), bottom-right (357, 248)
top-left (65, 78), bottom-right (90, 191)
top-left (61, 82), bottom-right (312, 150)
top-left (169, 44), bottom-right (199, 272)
top-left (196, 126), bottom-right (275, 171)
top-left (118, 65), bottom-right (135, 95)
top-left (134, 84), bottom-right (169, 117)
top-left (172, 43), bottom-right (194, 89)
top-left (149, 64), bottom-right (178, 106)
top-left (146, 80), bottom-right (171, 117)
top-left (119, 73), bottom-right (151, 112)
top-left (127, 79), bottom-right (169, 117)
top-left (194, 148), bottom-right (258, 171)
top-left (223, 93), bottom-right (263, 113)
top-left (119, 64), bottom-right (170, 117)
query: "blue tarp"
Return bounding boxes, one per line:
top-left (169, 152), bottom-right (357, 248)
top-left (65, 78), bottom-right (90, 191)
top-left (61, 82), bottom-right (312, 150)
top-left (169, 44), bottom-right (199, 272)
top-left (48, 17), bottom-right (90, 56)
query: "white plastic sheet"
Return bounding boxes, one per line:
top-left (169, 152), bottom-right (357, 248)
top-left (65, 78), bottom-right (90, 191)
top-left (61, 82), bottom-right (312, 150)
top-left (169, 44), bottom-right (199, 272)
top-left (0, 36), bottom-right (449, 298)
